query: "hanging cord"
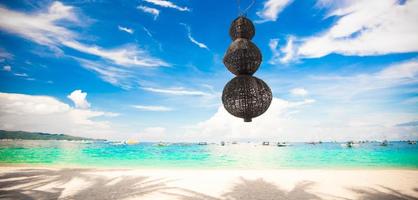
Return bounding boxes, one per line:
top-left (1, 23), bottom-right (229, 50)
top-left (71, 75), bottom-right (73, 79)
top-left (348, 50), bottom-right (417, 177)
top-left (236, 0), bottom-right (255, 16)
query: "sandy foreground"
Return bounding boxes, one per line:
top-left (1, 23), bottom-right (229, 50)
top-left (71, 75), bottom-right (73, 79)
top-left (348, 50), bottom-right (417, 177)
top-left (0, 167), bottom-right (417, 200)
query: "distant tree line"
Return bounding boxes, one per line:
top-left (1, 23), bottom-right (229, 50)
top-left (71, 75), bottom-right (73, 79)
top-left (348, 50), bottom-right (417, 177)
top-left (0, 130), bottom-right (97, 141)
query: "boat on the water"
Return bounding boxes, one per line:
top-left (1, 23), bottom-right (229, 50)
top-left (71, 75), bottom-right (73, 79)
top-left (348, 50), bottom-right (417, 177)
top-left (155, 142), bottom-right (169, 147)
top-left (198, 142), bottom-right (207, 145)
top-left (262, 142), bottom-right (269, 146)
top-left (125, 139), bottom-right (139, 145)
top-left (277, 142), bottom-right (290, 147)
top-left (380, 140), bottom-right (389, 146)
top-left (341, 141), bottom-right (359, 148)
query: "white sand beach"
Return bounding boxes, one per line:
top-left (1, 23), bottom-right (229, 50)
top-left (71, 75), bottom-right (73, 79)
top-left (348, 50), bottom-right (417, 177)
top-left (0, 167), bottom-right (417, 200)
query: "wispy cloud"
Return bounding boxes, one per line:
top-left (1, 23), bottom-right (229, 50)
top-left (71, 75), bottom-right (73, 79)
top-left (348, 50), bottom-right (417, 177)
top-left (143, 27), bottom-right (153, 38)
top-left (75, 58), bottom-right (134, 90)
top-left (118, 26), bottom-right (134, 34)
top-left (137, 5), bottom-right (160, 20)
top-left (295, 0), bottom-right (418, 59)
top-left (290, 88), bottom-right (308, 97)
top-left (269, 37), bottom-right (295, 64)
top-left (396, 121), bottom-right (418, 127)
top-left (14, 72), bottom-right (28, 77)
top-left (311, 59), bottom-right (418, 100)
top-left (133, 105), bottom-right (173, 111)
top-left (0, 48), bottom-right (13, 60)
top-left (62, 40), bottom-right (169, 67)
top-left (3, 65), bottom-right (11, 72)
top-left (141, 87), bottom-right (211, 96)
top-left (0, 2), bottom-right (169, 68)
top-left (256, 0), bottom-right (293, 22)
top-left (180, 23), bottom-right (209, 50)
top-left (144, 0), bottom-right (189, 12)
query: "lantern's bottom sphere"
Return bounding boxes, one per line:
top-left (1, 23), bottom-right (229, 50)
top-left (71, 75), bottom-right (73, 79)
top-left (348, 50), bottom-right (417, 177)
top-left (222, 75), bottom-right (272, 122)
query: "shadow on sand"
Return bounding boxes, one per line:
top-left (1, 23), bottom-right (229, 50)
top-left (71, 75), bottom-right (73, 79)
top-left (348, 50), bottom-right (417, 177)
top-left (0, 168), bottom-right (170, 200)
top-left (347, 186), bottom-right (418, 200)
top-left (163, 177), bottom-right (417, 200)
top-left (0, 169), bottom-right (417, 200)
top-left (163, 178), bottom-right (321, 200)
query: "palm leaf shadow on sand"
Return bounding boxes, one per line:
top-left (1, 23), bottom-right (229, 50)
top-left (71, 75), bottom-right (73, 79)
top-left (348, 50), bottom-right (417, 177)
top-left (163, 178), bottom-right (418, 200)
top-left (163, 177), bottom-right (321, 200)
top-left (347, 185), bottom-right (418, 200)
top-left (0, 168), bottom-right (172, 200)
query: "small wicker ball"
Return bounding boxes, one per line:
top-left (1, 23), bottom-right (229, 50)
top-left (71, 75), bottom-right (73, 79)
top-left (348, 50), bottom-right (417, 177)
top-left (229, 16), bottom-right (255, 40)
top-left (223, 38), bottom-right (262, 75)
top-left (222, 75), bottom-right (272, 122)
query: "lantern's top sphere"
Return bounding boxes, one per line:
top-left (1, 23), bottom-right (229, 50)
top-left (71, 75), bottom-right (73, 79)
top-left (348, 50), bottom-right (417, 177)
top-left (223, 38), bottom-right (262, 75)
top-left (229, 16), bottom-right (255, 41)
top-left (222, 75), bottom-right (272, 122)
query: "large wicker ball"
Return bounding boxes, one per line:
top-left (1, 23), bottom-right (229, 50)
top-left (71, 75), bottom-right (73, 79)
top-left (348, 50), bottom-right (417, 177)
top-left (222, 75), bottom-right (272, 122)
top-left (223, 38), bottom-right (262, 75)
top-left (229, 16), bottom-right (255, 40)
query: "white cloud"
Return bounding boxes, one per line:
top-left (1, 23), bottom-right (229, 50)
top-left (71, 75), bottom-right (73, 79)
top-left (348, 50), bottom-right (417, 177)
top-left (185, 96), bottom-right (417, 142)
top-left (186, 98), bottom-right (316, 142)
top-left (311, 59), bottom-right (418, 99)
top-left (180, 23), bottom-right (209, 50)
top-left (256, 0), bottom-right (293, 22)
top-left (279, 37), bottom-right (296, 63)
top-left (0, 1), bottom-right (77, 50)
top-left (296, 0), bottom-right (418, 59)
top-left (67, 90), bottom-right (91, 109)
top-left (0, 2), bottom-right (168, 68)
top-left (118, 26), bottom-right (134, 34)
top-left (0, 92), bottom-right (117, 139)
top-left (14, 72), bottom-right (28, 77)
top-left (144, 0), bottom-right (189, 12)
top-left (290, 88), bottom-right (308, 96)
top-left (141, 86), bottom-right (211, 96)
top-left (0, 49), bottom-right (13, 60)
top-left (75, 58), bottom-right (133, 89)
top-left (62, 40), bottom-right (169, 67)
top-left (137, 5), bottom-right (160, 20)
top-left (133, 105), bottom-right (173, 111)
top-left (268, 39), bottom-right (280, 64)
top-left (143, 27), bottom-right (153, 38)
top-left (268, 37), bottom-right (296, 64)
top-left (3, 65), bottom-right (11, 72)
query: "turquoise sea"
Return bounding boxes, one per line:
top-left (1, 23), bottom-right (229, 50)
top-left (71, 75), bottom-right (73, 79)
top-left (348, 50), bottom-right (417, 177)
top-left (0, 140), bottom-right (417, 169)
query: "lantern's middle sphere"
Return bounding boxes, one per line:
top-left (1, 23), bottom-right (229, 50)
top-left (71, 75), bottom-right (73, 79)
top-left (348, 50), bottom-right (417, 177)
top-left (223, 38), bottom-right (262, 75)
top-left (222, 75), bottom-right (272, 122)
top-left (229, 16), bottom-right (255, 40)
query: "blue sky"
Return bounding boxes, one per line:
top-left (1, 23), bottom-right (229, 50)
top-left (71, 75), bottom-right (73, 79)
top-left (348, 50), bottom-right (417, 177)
top-left (0, 0), bottom-right (417, 141)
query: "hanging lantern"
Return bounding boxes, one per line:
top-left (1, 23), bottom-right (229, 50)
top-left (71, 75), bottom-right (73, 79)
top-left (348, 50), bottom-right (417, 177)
top-left (229, 16), bottom-right (255, 40)
top-left (222, 16), bottom-right (272, 122)
top-left (223, 38), bottom-right (262, 75)
top-left (222, 75), bottom-right (272, 122)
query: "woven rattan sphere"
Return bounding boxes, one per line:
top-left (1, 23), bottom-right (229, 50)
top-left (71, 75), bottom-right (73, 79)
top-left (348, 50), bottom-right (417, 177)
top-left (223, 38), bottom-right (262, 75)
top-left (229, 16), bottom-right (255, 40)
top-left (222, 75), bottom-right (272, 122)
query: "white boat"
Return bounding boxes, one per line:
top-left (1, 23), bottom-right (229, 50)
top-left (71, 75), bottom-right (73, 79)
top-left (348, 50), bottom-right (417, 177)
top-left (277, 142), bottom-right (290, 147)
top-left (380, 140), bottom-right (389, 146)
top-left (341, 141), bottom-right (359, 148)
top-left (125, 139), bottom-right (139, 145)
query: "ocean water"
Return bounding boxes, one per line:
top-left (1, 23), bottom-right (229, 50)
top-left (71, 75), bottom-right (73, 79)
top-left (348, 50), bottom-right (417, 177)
top-left (0, 140), bottom-right (417, 169)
